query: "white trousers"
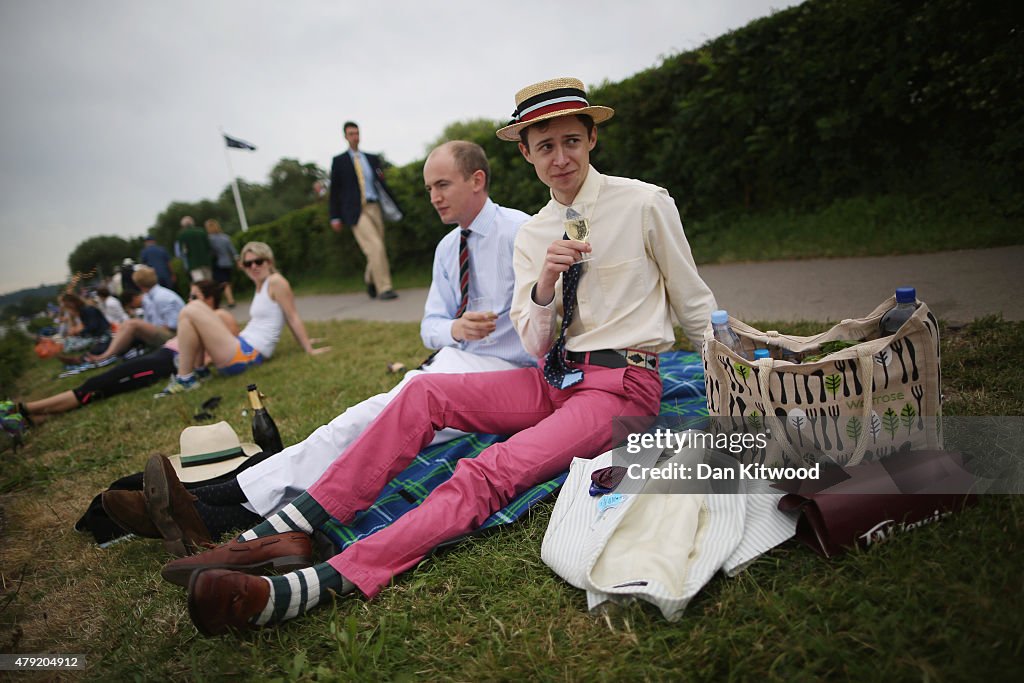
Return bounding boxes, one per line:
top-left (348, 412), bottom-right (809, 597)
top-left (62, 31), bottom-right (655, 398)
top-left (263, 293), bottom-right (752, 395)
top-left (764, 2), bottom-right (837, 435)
top-left (238, 346), bottom-right (524, 517)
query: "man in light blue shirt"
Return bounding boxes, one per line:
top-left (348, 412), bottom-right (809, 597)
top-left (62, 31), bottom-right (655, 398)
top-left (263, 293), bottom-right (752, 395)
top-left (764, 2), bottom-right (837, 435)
top-left (86, 266), bottom-right (185, 363)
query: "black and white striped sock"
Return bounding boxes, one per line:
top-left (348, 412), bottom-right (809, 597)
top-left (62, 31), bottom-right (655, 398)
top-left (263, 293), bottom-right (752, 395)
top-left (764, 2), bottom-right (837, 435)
top-left (252, 563), bottom-right (355, 626)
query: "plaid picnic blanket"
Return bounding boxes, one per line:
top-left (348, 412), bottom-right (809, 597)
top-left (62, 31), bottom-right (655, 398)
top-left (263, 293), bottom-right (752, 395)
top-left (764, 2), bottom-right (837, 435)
top-left (321, 351), bottom-right (707, 552)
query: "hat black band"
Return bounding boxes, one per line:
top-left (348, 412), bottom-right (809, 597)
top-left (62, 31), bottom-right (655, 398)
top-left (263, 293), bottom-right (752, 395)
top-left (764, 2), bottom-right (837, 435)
top-left (513, 87), bottom-right (588, 120)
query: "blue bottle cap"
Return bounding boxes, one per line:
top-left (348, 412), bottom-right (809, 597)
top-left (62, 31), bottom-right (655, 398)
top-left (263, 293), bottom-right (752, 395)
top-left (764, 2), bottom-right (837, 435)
top-left (754, 349), bottom-right (771, 359)
top-left (710, 310), bottom-right (729, 325)
top-left (895, 287), bottom-right (916, 304)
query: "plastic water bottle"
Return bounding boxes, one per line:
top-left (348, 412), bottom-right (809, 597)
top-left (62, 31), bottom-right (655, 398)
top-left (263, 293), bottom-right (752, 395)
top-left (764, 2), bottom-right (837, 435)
top-left (754, 349), bottom-right (771, 361)
top-left (711, 310), bottom-right (750, 359)
top-left (879, 287), bottom-right (919, 336)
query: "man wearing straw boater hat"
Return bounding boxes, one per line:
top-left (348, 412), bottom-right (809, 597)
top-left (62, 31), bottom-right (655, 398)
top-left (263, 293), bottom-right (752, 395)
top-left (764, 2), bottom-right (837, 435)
top-left (176, 77), bottom-right (716, 636)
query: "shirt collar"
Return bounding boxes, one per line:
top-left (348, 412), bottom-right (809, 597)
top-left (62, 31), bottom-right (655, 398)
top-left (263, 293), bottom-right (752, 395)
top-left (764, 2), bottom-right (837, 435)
top-left (550, 165), bottom-right (602, 213)
top-left (462, 197), bottom-right (497, 237)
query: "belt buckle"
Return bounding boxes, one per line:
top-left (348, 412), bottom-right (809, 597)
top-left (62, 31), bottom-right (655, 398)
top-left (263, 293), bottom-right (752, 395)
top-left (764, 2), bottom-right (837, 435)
top-left (618, 348), bottom-right (657, 371)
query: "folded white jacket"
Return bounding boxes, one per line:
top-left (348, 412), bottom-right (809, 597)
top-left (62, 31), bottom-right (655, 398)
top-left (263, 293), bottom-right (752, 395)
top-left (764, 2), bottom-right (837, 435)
top-left (541, 440), bottom-right (796, 621)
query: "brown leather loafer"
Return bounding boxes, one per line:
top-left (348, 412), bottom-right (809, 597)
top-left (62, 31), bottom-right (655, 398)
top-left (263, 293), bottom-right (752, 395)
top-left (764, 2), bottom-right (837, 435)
top-left (188, 569), bottom-right (269, 636)
top-left (161, 531), bottom-right (313, 587)
top-left (144, 453), bottom-right (212, 557)
top-left (101, 490), bottom-right (160, 538)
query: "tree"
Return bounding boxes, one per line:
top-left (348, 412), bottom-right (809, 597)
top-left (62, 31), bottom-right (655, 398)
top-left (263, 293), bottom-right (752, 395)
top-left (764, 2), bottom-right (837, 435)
top-left (67, 235), bottom-right (136, 279)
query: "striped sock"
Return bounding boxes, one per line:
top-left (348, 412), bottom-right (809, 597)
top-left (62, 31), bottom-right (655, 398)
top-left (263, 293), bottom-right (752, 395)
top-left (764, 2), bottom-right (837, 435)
top-left (252, 563), bottom-right (354, 626)
top-left (238, 493), bottom-right (330, 541)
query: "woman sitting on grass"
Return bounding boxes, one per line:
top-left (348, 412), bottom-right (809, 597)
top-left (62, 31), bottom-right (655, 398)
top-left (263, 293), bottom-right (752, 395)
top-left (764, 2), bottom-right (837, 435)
top-left (58, 292), bottom-right (111, 356)
top-left (15, 281), bottom-right (237, 422)
top-left (154, 241), bottom-right (328, 397)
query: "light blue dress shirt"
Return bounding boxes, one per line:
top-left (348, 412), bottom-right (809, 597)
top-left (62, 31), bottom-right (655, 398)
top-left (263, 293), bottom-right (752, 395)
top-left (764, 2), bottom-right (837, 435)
top-left (349, 150), bottom-right (378, 201)
top-left (143, 284), bottom-right (185, 330)
top-left (421, 199), bottom-right (536, 368)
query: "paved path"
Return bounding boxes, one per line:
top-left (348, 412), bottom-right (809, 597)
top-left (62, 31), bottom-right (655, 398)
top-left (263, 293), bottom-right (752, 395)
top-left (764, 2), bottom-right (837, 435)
top-left (233, 246), bottom-right (1023, 326)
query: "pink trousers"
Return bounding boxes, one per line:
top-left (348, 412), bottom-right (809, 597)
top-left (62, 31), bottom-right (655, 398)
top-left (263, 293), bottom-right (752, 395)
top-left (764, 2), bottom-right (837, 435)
top-left (307, 363), bottom-right (663, 597)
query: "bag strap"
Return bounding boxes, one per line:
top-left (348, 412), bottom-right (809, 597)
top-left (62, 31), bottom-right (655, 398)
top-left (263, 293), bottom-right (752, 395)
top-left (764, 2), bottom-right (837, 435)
top-left (756, 347), bottom-right (875, 466)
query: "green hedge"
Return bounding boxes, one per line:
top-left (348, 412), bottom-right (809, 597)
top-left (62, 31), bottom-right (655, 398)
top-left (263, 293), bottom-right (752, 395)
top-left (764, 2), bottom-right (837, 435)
top-left (235, 0), bottom-right (1022, 282)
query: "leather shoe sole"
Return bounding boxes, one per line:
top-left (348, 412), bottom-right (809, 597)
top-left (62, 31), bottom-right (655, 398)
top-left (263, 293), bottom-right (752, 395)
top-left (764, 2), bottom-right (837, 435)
top-left (144, 454), bottom-right (211, 557)
top-left (161, 531), bottom-right (313, 587)
top-left (101, 490), bottom-right (161, 538)
top-left (188, 569), bottom-right (269, 636)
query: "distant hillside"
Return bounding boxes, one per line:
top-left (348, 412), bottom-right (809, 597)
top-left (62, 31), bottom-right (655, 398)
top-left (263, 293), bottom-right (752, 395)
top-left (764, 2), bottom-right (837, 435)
top-left (0, 283), bottom-right (60, 310)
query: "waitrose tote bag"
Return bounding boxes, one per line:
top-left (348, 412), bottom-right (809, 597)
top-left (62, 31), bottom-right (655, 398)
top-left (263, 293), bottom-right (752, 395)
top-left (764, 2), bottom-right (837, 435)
top-left (702, 296), bottom-right (942, 467)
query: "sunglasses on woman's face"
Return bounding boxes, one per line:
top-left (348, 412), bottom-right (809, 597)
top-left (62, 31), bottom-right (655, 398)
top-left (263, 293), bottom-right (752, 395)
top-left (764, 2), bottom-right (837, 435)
top-left (189, 293), bottom-right (200, 300)
top-left (243, 258), bottom-right (266, 268)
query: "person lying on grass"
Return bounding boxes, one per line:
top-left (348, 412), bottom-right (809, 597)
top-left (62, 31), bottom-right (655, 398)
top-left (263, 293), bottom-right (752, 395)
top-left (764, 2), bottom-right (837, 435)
top-left (101, 141), bottom-right (536, 553)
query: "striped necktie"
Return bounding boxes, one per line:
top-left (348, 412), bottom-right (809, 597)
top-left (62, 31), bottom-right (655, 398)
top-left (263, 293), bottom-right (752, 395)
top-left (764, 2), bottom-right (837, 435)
top-left (542, 233), bottom-right (584, 389)
top-left (455, 228), bottom-right (471, 317)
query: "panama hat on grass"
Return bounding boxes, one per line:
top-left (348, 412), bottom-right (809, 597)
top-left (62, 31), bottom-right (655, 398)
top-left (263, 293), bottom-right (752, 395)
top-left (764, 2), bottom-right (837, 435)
top-left (166, 421), bottom-right (261, 483)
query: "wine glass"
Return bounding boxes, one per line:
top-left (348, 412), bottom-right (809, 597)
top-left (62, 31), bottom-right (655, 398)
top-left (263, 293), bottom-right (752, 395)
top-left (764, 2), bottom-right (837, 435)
top-left (565, 207), bottom-right (593, 262)
top-left (469, 296), bottom-right (497, 345)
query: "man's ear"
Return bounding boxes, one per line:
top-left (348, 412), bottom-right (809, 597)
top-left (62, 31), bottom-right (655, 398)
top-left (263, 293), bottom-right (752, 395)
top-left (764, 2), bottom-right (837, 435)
top-left (588, 126), bottom-right (598, 151)
top-left (518, 141), bottom-right (533, 164)
top-left (472, 169), bottom-right (486, 191)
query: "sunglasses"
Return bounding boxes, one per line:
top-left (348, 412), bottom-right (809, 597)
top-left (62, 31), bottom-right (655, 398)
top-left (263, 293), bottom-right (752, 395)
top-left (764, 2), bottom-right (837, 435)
top-left (242, 258), bottom-right (266, 268)
top-left (189, 293), bottom-right (200, 300)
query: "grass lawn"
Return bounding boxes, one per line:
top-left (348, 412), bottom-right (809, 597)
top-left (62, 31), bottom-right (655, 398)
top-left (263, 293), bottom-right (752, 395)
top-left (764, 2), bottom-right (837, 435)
top-left (1, 317), bottom-right (1022, 681)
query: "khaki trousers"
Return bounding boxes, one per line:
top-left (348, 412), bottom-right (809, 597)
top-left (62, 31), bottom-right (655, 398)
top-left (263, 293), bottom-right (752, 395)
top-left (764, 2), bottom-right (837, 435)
top-left (350, 202), bottom-right (393, 293)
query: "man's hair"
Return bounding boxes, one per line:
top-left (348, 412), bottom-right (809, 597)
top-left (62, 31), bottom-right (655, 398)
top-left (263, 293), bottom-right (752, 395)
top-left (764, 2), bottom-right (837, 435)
top-left (445, 141), bottom-right (491, 191)
top-left (343, 121), bottom-right (359, 132)
top-left (204, 218), bottom-right (222, 234)
top-left (519, 114), bottom-right (595, 151)
top-left (180, 216), bottom-right (194, 228)
top-left (132, 265), bottom-right (158, 289)
top-left (97, 285), bottom-right (111, 298)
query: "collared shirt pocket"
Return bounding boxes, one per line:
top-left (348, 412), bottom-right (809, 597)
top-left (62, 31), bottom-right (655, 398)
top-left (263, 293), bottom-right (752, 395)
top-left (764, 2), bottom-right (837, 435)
top-left (595, 256), bottom-right (648, 316)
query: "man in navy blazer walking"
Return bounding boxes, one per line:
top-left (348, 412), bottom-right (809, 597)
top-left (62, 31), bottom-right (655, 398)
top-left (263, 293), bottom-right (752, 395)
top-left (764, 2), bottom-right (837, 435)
top-left (329, 121), bottom-right (400, 300)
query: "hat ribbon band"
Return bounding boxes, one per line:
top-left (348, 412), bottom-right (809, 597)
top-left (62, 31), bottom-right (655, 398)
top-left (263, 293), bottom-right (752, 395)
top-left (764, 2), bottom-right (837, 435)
top-left (515, 99), bottom-right (588, 125)
top-left (181, 446), bottom-right (244, 467)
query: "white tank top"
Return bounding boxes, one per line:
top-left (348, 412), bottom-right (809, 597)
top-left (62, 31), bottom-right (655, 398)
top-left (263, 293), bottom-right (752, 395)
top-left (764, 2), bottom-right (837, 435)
top-left (239, 278), bottom-right (284, 358)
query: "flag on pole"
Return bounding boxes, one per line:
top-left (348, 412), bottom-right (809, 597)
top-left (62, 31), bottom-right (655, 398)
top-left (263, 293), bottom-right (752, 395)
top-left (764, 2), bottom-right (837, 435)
top-left (223, 133), bottom-right (257, 151)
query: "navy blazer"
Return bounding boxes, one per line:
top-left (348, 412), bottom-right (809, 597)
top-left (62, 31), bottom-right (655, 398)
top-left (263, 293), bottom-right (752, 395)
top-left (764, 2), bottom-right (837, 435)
top-left (329, 151), bottom-right (402, 226)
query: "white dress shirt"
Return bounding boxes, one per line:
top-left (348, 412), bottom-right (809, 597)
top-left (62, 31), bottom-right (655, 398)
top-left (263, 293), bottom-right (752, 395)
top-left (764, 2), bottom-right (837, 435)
top-left (511, 166), bottom-right (716, 357)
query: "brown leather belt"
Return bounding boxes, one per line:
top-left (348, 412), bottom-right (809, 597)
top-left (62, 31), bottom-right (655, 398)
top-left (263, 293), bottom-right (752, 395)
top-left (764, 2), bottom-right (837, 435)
top-left (565, 348), bottom-right (659, 371)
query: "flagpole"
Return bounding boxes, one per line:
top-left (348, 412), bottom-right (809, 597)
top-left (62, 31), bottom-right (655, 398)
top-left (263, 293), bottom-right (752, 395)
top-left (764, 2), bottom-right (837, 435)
top-left (220, 126), bottom-right (250, 232)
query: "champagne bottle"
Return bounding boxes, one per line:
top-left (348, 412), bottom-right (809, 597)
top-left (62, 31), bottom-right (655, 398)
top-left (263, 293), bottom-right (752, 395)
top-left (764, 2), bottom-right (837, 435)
top-left (247, 384), bottom-right (283, 455)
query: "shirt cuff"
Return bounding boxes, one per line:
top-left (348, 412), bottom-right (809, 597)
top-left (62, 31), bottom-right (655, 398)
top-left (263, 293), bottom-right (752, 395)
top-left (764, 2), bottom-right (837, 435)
top-left (441, 320), bottom-right (461, 348)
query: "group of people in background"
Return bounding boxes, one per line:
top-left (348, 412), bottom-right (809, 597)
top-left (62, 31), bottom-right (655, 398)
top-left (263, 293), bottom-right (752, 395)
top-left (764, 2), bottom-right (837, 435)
top-left (18, 236), bottom-right (327, 418)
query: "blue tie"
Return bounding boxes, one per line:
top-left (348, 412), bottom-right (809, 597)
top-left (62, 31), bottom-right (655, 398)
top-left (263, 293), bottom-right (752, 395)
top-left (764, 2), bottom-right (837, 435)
top-left (542, 234), bottom-right (584, 390)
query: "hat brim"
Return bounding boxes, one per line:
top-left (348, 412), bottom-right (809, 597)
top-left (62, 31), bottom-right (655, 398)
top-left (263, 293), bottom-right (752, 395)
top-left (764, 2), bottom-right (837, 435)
top-left (168, 441), bottom-right (262, 483)
top-left (496, 105), bottom-right (615, 142)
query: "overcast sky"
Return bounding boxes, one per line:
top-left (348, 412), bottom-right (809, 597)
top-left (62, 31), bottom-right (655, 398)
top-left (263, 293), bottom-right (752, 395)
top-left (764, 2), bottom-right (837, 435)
top-left (0, 0), bottom-right (798, 294)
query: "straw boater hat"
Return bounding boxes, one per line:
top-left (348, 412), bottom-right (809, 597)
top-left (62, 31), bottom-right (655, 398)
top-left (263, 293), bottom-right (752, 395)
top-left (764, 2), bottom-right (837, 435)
top-left (166, 421), bottom-right (261, 483)
top-left (496, 77), bottom-right (615, 142)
